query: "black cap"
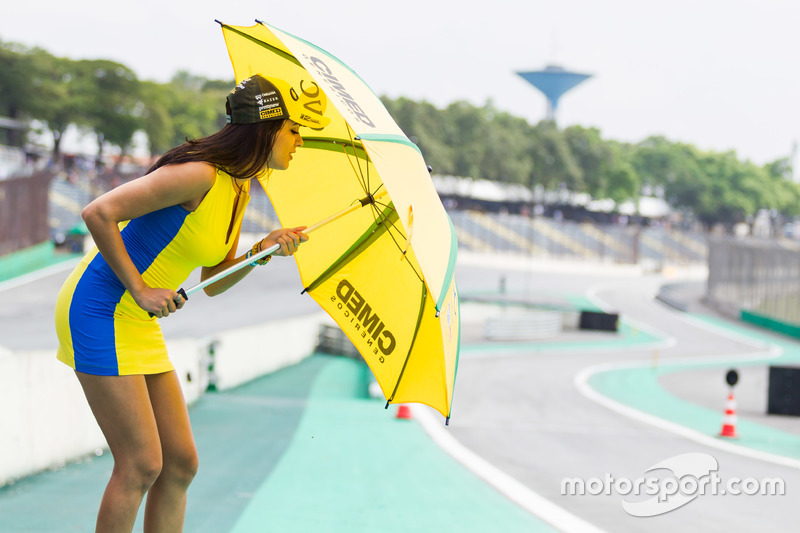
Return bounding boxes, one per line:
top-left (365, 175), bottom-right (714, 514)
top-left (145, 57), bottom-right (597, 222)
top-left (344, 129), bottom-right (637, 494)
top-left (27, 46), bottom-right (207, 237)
top-left (226, 74), bottom-right (330, 129)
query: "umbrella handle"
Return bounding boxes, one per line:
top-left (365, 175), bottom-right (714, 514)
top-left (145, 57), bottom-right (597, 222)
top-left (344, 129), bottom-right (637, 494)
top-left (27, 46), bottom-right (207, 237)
top-left (147, 288), bottom-right (189, 318)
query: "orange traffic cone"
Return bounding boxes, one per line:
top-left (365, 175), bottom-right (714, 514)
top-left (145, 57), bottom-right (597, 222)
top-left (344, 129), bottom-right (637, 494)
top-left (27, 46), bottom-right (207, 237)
top-left (396, 404), bottom-right (413, 420)
top-left (718, 389), bottom-right (738, 438)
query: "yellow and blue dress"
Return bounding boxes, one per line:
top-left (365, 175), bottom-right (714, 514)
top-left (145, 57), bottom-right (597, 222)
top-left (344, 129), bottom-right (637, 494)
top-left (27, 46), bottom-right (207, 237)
top-left (55, 168), bottom-right (250, 376)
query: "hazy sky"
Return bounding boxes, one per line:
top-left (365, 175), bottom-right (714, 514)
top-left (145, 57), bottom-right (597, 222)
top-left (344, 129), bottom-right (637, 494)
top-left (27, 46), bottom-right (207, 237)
top-left (2, 0), bottom-right (798, 165)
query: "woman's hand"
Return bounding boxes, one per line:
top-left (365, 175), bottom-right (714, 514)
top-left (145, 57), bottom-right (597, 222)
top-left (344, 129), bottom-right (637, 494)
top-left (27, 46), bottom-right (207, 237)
top-left (199, 226), bottom-right (310, 297)
top-left (261, 226), bottom-right (309, 257)
top-left (132, 286), bottom-right (185, 318)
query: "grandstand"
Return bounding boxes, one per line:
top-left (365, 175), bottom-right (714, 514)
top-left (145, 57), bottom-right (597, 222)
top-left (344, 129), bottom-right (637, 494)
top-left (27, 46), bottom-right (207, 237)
top-left (436, 175), bottom-right (706, 266)
top-left (48, 173), bottom-right (707, 266)
top-left (450, 210), bottom-right (706, 265)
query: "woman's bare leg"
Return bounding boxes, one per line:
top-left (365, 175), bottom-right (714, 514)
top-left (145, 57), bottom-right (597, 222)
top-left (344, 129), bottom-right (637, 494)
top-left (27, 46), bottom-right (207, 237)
top-left (143, 371), bottom-right (199, 532)
top-left (76, 372), bottom-right (163, 533)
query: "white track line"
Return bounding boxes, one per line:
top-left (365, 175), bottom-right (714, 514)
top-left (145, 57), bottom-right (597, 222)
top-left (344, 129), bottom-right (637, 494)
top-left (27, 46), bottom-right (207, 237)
top-left (413, 405), bottom-right (608, 533)
top-left (578, 280), bottom-right (800, 470)
top-left (574, 358), bottom-right (800, 470)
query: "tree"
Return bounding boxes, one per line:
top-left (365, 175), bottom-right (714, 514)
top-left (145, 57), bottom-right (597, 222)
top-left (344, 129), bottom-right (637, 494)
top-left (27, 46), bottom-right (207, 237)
top-left (527, 121), bottom-right (582, 190)
top-left (442, 101), bottom-right (492, 179)
top-left (630, 137), bottom-right (706, 210)
top-left (563, 126), bottom-right (609, 195)
top-left (605, 153), bottom-right (640, 203)
top-left (74, 59), bottom-right (142, 167)
top-left (764, 157), bottom-right (794, 182)
top-left (693, 152), bottom-right (759, 228)
top-left (479, 110), bottom-right (534, 184)
top-left (27, 51), bottom-right (87, 163)
top-left (159, 72), bottom-right (228, 149)
top-left (382, 96), bottom-right (455, 175)
top-left (139, 81), bottom-right (175, 157)
top-left (763, 158), bottom-right (800, 217)
top-left (772, 179), bottom-right (800, 218)
top-left (0, 40), bottom-right (34, 146)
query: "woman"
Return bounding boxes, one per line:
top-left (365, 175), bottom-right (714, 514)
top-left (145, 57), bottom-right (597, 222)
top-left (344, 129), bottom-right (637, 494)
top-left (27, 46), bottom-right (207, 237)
top-left (54, 74), bottom-right (329, 532)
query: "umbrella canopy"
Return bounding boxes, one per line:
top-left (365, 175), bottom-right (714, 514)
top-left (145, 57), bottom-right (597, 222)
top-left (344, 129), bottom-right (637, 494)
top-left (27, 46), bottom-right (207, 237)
top-left (218, 21), bottom-right (460, 421)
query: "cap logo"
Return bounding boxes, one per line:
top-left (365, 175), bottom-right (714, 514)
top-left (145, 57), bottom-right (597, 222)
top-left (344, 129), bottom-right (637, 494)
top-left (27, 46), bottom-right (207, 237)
top-left (259, 107), bottom-right (284, 120)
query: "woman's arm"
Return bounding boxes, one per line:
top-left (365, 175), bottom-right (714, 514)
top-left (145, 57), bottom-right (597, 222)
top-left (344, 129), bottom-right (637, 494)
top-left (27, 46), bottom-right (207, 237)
top-left (200, 226), bottom-right (309, 296)
top-left (81, 162), bottom-right (217, 317)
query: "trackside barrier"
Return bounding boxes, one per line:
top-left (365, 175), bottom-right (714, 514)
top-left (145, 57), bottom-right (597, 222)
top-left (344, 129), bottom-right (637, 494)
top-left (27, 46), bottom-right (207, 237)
top-left (0, 312), bottom-right (324, 486)
top-left (484, 311), bottom-right (563, 340)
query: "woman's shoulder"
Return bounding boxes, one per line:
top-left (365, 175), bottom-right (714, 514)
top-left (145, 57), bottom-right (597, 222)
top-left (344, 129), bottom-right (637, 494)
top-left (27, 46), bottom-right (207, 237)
top-left (150, 161), bottom-right (218, 188)
top-left (169, 160), bottom-right (218, 178)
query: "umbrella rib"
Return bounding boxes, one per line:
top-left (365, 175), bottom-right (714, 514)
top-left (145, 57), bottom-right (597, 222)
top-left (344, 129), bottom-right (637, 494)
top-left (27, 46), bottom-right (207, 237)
top-left (371, 200), bottom-right (424, 284)
top-left (342, 141), bottom-right (369, 197)
top-left (346, 125), bottom-right (370, 194)
top-left (386, 281), bottom-right (427, 405)
top-left (301, 202), bottom-right (399, 294)
top-left (301, 137), bottom-right (372, 199)
top-left (299, 139), bottom-right (417, 282)
top-left (303, 137), bottom-right (366, 152)
top-left (300, 199), bottom-right (423, 297)
top-left (304, 136), bottom-right (370, 198)
top-left (218, 21), bottom-right (303, 68)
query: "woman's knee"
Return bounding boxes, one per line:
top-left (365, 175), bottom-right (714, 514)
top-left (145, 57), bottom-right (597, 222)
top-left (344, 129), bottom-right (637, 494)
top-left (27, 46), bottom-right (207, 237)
top-left (180, 447), bottom-right (199, 483)
top-left (115, 452), bottom-right (163, 492)
top-left (163, 445), bottom-right (199, 486)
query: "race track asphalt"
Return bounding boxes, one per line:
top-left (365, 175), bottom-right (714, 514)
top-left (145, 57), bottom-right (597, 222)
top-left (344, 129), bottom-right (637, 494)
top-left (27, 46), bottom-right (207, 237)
top-left (1, 253), bottom-right (799, 532)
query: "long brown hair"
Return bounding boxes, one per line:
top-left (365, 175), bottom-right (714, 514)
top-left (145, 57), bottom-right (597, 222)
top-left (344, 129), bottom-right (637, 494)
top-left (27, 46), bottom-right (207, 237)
top-left (147, 120), bottom-right (285, 179)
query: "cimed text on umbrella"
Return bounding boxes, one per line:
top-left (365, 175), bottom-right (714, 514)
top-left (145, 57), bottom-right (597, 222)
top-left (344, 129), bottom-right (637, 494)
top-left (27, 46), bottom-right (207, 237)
top-left (332, 279), bottom-right (396, 360)
top-left (304, 54), bottom-right (376, 128)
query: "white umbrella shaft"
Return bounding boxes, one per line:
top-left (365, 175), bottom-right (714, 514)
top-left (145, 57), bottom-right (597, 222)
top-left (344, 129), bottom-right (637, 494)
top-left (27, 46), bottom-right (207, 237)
top-left (183, 242), bottom-right (280, 297)
top-left (179, 189), bottom-right (388, 299)
top-left (148, 242), bottom-right (278, 317)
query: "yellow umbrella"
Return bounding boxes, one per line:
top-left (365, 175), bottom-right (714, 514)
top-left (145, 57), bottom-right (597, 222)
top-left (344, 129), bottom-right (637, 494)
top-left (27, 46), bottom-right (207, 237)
top-left (218, 20), bottom-right (460, 422)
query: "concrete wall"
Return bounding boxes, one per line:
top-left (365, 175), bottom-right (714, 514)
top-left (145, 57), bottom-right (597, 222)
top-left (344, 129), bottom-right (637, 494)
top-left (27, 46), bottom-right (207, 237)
top-left (0, 312), bottom-right (326, 486)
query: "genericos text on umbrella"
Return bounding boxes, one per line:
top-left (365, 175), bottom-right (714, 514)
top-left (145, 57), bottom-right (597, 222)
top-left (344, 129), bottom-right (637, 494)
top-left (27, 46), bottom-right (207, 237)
top-left (332, 279), bottom-right (396, 361)
top-left (304, 55), bottom-right (376, 128)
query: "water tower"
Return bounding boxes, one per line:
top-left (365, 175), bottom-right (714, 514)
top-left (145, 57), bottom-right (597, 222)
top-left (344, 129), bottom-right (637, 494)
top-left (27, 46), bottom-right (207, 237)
top-left (517, 65), bottom-right (592, 123)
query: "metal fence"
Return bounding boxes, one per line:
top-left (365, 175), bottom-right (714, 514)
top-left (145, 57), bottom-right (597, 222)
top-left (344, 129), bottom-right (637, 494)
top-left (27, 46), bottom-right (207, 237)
top-left (0, 171), bottom-right (54, 256)
top-left (48, 170), bottom-right (280, 240)
top-left (706, 236), bottom-right (800, 324)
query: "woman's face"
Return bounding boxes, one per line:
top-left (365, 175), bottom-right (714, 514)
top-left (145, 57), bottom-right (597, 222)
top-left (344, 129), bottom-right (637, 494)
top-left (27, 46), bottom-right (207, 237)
top-left (267, 120), bottom-right (303, 170)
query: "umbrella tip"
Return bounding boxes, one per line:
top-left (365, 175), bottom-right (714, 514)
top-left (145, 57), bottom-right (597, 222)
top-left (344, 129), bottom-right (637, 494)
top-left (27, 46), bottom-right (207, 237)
top-left (214, 19), bottom-right (223, 26)
top-left (384, 401), bottom-right (390, 410)
top-left (445, 416), bottom-right (450, 426)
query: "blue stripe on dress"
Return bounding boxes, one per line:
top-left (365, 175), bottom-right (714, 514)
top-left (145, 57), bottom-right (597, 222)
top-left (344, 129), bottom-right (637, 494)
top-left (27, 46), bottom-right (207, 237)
top-left (70, 205), bottom-right (190, 375)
